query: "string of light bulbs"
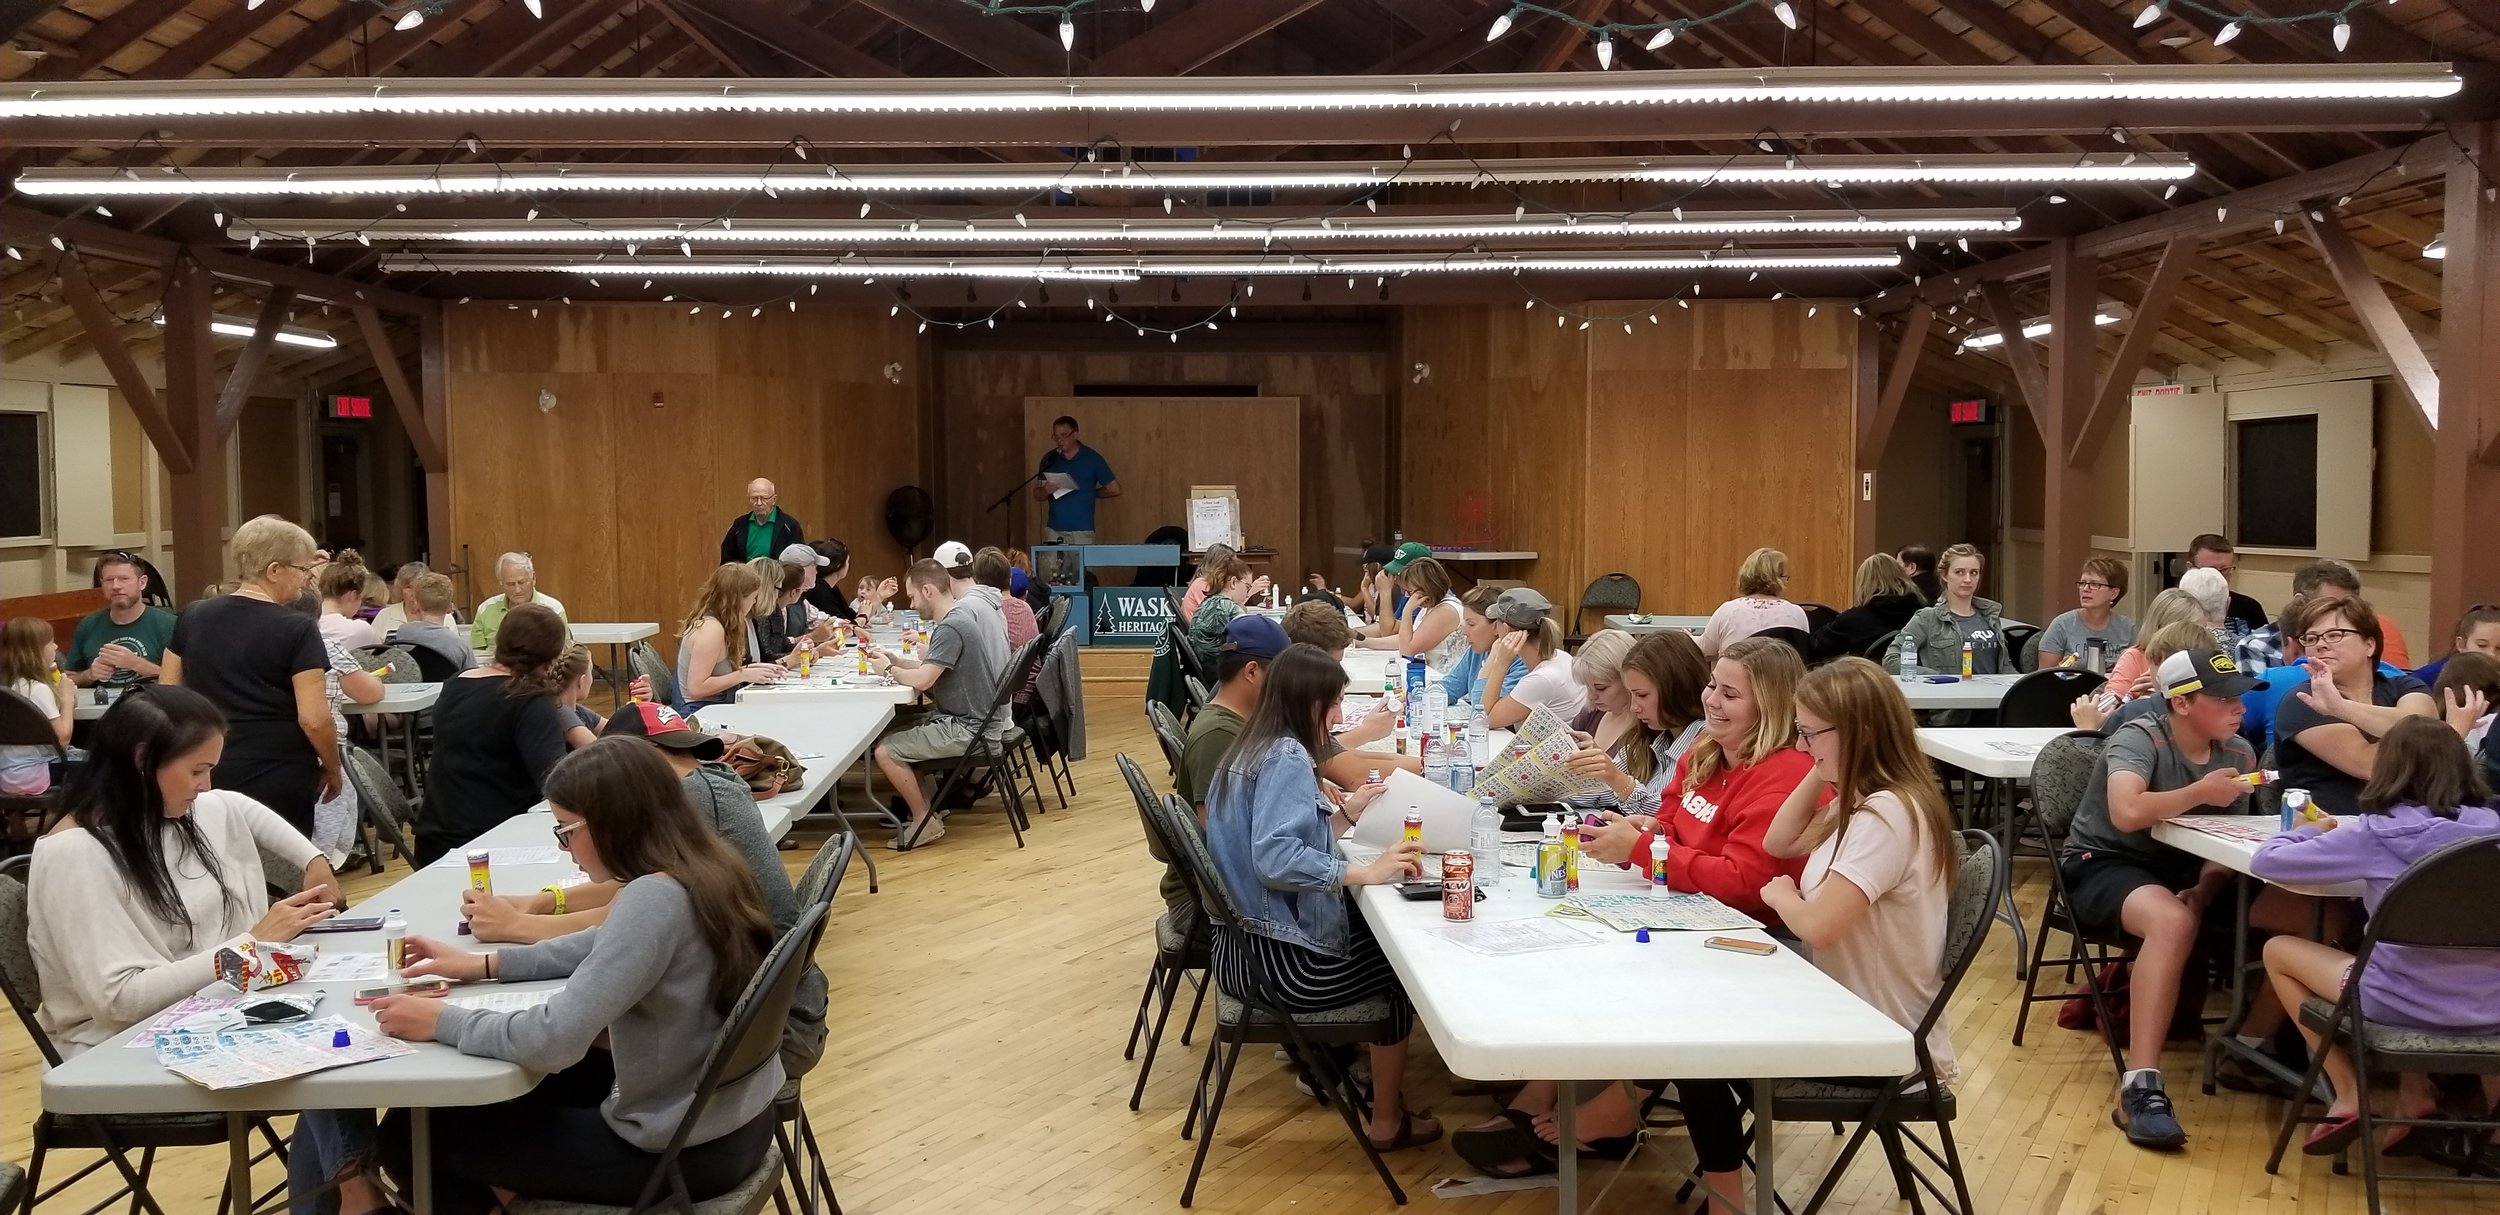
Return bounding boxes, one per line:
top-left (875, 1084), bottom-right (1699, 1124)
top-left (1483, 0), bottom-right (2390, 63)
top-left (301, 0), bottom-right (547, 35)
top-left (2129, 1), bottom-right (2380, 52)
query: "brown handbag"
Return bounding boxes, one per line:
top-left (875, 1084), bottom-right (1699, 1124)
top-left (722, 734), bottom-right (800, 798)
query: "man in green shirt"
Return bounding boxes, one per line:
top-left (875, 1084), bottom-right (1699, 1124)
top-left (67, 552), bottom-right (176, 687)
top-left (470, 552), bottom-right (569, 652)
top-left (717, 478), bottom-right (806, 565)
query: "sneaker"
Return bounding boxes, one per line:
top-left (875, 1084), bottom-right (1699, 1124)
top-left (890, 816), bottom-right (945, 850)
top-left (2213, 1050), bottom-right (2298, 1099)
top-left (2114, 1076), bottom-right (2188, 1150)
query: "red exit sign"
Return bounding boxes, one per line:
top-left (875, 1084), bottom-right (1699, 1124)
top-left (1949, 398), bottom-right (1992, 425)
top-left (327, 394), bottom-right (372, 420)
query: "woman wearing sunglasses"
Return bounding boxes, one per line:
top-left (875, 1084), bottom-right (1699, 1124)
top-left (2275, 595), bottom-right (2437, 814)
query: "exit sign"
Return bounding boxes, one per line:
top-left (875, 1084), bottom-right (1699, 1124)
top-left (327, 394), bottom-right (372, 420)
top-left (1949, 398), bottom-right (1992, 425)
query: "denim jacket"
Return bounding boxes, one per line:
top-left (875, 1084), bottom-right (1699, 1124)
top-left (1203, 737), bottom-right (1353, 956)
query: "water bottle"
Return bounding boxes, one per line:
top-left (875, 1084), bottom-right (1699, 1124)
top-left (1423, 734), bottom-right (1450, 787)
top-left (1471, 796), bottom-right (1501, 881)
top-left (1420, 683), bottom-right (1448, 738)
top-left (1466, 701), bottom-right (1489, 767)
top-left (1450, 758), bottom-right (1476, 798)
top-left (1898, 632), bottom-right (1918, 680)
top-left (1960, 640), bottom-right (1975, 681)
top-left (1404, 656), bottom-right (1428, 707)
top-left (382, 908), bottom-right (408, 975)
top-left (1383, 657), bottom-right (1402, 698)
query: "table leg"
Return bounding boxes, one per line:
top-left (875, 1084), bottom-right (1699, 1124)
top-left (1555, 1078), bottom-right (1578, 1214)
top-left (2201, 875), bottom-right (2255, 1095)
top-left (227, 1112), bottom-right (252, 1215)
top-left (1995, 775), bottom-right (2030, 979)
top-left (1752, 1081), bottom-right (1777, 1215)
top-left (412, 1107), bottom-right (433, 1214)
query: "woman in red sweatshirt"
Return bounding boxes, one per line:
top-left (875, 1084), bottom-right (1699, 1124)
top-left (1451, 637), bottom-right (1814, 1181)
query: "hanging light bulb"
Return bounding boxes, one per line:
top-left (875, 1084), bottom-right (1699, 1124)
top-left (1486, 11), bottom-right (1513, 41)
top-left (1772, 1), bottom-right (1798, 29)
top-left (2273, 216), bottom-right (2286, 234)
top-left (1142, 0), bottom-right (1156, 10)
top-left (2163, 184), bottom-right (2180, 199)
top-left (2133, 1), bottom-right (2164, 29)
top-left (2333, 17), bottom-right (2351, 51)
top-left (1058, 17), bottom-right (1075, 51)
top-left (212, 210), bottom-right (224, 227)
top-left (858, 202), bottom-right (871, 219)
top-left (1646, 26), bottom-right (1675, 50)
top-left (2424, 232), bottom-right (2447, 259)
top-left (1014, 212), bottom-right (1028, 227)
top-left (2214, 19), bottom-right (2243, 45)
top-left (523, 0), bottom-right (542, 16)
top-left (394, 9), bottom-right (424, 32)
top-left (1594, 34), bottom-right (1614, 70)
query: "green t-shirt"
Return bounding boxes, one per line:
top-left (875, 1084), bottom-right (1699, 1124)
top-left (68, 606), bottom-right (178, 685)
top-left (743, 511), bottom-right (782, 560)
top-left (1179, 702), bottom-right (1245, 810)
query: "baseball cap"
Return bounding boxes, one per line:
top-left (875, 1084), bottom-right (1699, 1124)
top-left (600, 701), bottom-right (728, 761)
top-left (1380, 541), bottom-right (1434, 576)
top-left (1221, 614), bottom-right (1289, 661)
top-left (1486, 587), bottom-right (1554, 628)
top-left (933, 540), bottom-right (973, 570)
top-left (1361, 542), bottom-right (1395, 566)
top-left (778, 543), bottom-right (830, 568)
top-left (2158, 649), bottom-right (2261, 700)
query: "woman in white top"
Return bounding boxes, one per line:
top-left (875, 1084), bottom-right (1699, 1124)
top-left (1356, 555), bottom-right (1466, 671)
top-left (1696, 547), bottom-right (1811, 659)
top-left (0, 616), bottom-right (72, 796)
top-left (1481, 588), bottom-right (1584, 729)
top-left (315, 552), bottom-right (381, 651)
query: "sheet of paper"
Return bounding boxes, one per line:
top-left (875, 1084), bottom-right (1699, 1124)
top-left (447, 986), bottom-right (563, 1013)
top-left (1427, 917), bottom-right (1604, 957)
top-left (1342, 768), bottom-right (1478, 854)
top-left (2172, 814), bottom-right (2275, 842)
top-left (125, 993), bottom-right (244, 1047)
top-left (489, 846), bottom-right (570, 867)
top-left (1985, 741), bottom-right (2044, 757)
top-left (302, 953), bottom-right (389, 983)
top-left (152, 1017), bottom-right (413, 1090)
top-left (1040, 471), bottom-right (1079, 499)
top-left (1547, 891), bottom-right (1764, 933)
top-left (1186, 495), bottom-right (1238, 552)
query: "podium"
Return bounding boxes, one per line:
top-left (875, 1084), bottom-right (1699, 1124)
top-left (1033, 543), bottom-right (1182, 646)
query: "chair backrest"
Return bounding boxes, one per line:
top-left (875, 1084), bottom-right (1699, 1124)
top-left (634, 901), bottom-right (829, 1211)
top-left (2362, 835), bottom-right (2500, 951)
top-left (1797, 602), bottom-right (1840, 634)
top-left (342, 746), bottom-right (413, 831)
top-left (396, 640), bottom-right (465, 683)
top-left (2001, 623), bottom-right (2042, 672)
top-left (0, 854), bottom-right (64, 1068)
top-left (1184, 674), bottom-right (1213, 712)
top-left (1145, 701), bottom-right (1190, 783)
top-left (1997, 667), bottom-right (2107, 728)
top-left (628, 640), bottom-right (676, 709)
top-left (1166, 621), bottom-right (1210, 684)
top-left (1754, 626), bottom-right (1812, 663)
top-left (0, 689), bottom-right (65, 753)
top-left (982, 635), bottom-right (1048, 727)
top-left (2028, 729), bottom-right (2106, 838)
top-left (360, 643), bottom-right (422, 684)
top-left (1040, 594), bottom-right (1070, 639)
top-left (1144, 785), bottom-right (1246, 936)
top-left (1862, 628), bottom-right (1903, 664)
top-left (792, 831), bottom-right (858, 912)
top-left (1575, 573), bottom-right (1640, 632)
top-left (2017, 630), bottom-right (2044, 674)
top-left (1916, 829), bottom-right (2007, 1071)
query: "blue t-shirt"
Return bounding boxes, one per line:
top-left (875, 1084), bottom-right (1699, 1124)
top-left (1039, 443), bottom-right (1116, 532)
top-left (1440, 648), bottom-right (1526, 707)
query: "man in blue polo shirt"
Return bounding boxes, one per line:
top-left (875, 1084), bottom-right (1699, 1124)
top-left (1032, 414), bottom-right (1120, 583)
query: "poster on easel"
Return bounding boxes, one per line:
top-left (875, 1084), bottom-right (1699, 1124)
top-left (1187, 485), bottom-right (1241, 552)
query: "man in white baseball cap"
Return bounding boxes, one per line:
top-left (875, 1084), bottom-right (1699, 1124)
top-left (933, 540), bottom-right (1006, 648)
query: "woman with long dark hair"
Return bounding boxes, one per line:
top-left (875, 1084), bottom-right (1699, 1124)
top-left (1200, 643), bottom-right (1439, 1151)
top-left (372, 738), bottom-right (781, 1214)
top-left (417, 602), bottom-right (573, 864)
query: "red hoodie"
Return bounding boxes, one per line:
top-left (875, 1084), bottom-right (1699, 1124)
top-left (1622, 747), bottom-right (1816, 927)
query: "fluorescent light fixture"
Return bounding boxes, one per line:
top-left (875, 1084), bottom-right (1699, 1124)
top-left (236, 209), bottom-right (2023, 245)
top-left (380, 249), bottom-right (1905, 277)
top-left (0, 64), bottom-right (2457, 119)
top-left (151, 312), bottom-right (339, 349)
top-left (16, 154), bottom-right (2195, 199)
top-left (1959, 305), bottom-right (2127, 350)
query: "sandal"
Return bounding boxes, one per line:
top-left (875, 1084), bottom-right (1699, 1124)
top-left (2303, 1113), bottom-right (2364, 1156)
top-left (1368, 1110), bottom-right (1442, 1153)
top-left (1576, 1131), bottom-right (1641, 1162)
top-left (1451, 1109), bottom-right (1555, 1177)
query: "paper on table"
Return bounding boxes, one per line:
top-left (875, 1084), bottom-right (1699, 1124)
top-left (448, 987), bottom-right (563, 1012)
top-left (125, 994), bottom-right (243, 1047)
top-left (491, 846), bottom-right (570, 867)
top-left (302, 953), bottom-right (390, 983)
top-left (2172, 814), bottom-right (2276, 843)
top-left (1427, 917), bottom-right (1604, 957)
top-left (1548, 891), bottom-right (1763, 933)
top-left (1342, 768), bottom-right (1478, 855)
top-left (1985, 741), bottom-right (2044, 757)
top-left (153, 1017), bottom-right (414, 1090)
top-left (1041, 471), bottom-right (1078, 499)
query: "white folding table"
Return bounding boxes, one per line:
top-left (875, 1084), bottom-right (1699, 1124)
top-left (733, 672), bottom-right (917, 707)
top-left (1914, 726), bottom-right (2071, 971)
top-left (695, 700), bottom-right (895, 839)
top-left (567, 622), bottom-right (658, 700)
top-left (1350, 859), bottom-right (1911, 1214)
top-left (1602, 614), bottom-right (1711, 636)
top-left (1896, 674), bottom-right (2023, 712)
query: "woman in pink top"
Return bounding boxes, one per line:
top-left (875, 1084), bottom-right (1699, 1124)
top-left (1696, 547), bottom-right (1810, 659)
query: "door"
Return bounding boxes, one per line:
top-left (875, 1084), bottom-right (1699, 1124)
top-left (1956, 434), bottom-right (2000, 568)
top-left (319, 432), bottom-right (367, 551)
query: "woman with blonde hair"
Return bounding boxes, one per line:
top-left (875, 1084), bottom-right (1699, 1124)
top-left (1697, 547), bottom-right (1810, 659)
top-left (1567, 629), bottom-right (1637, 743)
top-left (165, 514), bottom-right (342, 835)
top-left (2073, 620), bottom-right (2220, 733)
top-left (1481, 588), bottom-right (1583, 729)
top-left (1896, 543), bottom-right (2004, 675)
top-left (2101, 589), bottom-right (2209, 705)
top-left (0, 617), bottom-right (72, 796)
top-left (370, 561), bottom-right (437, 636)
top-left (1355, 553), bottom-right (1466, 670)
top-left (1812, 553), bottom-right (1928, 664)
top-left (675, 562), bottom-right (784, 716)
top-left (1563, 630), bottom-right (1710, 818)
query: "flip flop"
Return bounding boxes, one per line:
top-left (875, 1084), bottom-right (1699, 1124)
top-left (1451, 1109), bottom-right (1556, 1176)
top-left (2303, 1114), bottom-right (2364, 1156)
top-left (1368, 1110), bottom-right (1444, 1153)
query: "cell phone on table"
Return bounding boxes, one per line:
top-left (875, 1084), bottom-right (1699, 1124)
top-left (1396, 879), bottom-right (1444, 901)
top-left (354, 979), bottom-right (450, 1004)
top-left (1703, 936), bottom-right (1779, 956)
top-left (301, 915), bottom-right (384, 934)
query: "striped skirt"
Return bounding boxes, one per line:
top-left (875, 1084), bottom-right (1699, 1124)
top-left (1210, 910), bottom-right (1415, 1044)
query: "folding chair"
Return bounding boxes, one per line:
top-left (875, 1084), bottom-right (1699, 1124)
top-left (0, 693), bottom-right (67, 858)
top-left (894, 638), bottom-right (1046, 851)
top-left (1997, 668), bottom-right (2106, 729)
top-left (2008, 731), bottom-right (2132, 1079)
top-left (1146, 793), bottom-right (1410, 1207)
top-left (1016, 627), bottom-right (1083, 809)
top-left (1146, 701), bottom-right (1190, 785)
top-left (0, 857), bottom-right (293, 1215)
top-left (1116, 756), bottom-right (1211, 1111)
top-left (343, 746), bottom-right (418, 875)
top-left (506, 903), bottom-right (827, 1215)
top-left (1569, 572), bottom-right (1640, 644)
top-left (775, 836), bottom-right (856, 1215)
top-left (2265, 837), bottom-right (2500, 1213)
top-left (629, 640), bottom-right (677, 711)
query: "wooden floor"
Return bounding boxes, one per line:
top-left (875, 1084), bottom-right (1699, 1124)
top-left (4, 681), bottom-right (2488, 1214)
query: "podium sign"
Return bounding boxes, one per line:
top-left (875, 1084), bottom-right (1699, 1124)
top-left (1090, 586), bottom-right (1173, 646)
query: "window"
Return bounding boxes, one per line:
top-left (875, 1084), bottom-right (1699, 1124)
top-left (2233, 415), bottom-right (2317, 549)
top-left (0, 411), bottom-right (47, 540)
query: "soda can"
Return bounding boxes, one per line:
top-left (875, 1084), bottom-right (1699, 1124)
top-left (465, 849), bottom-right (493, 896)
top-left (1402, 811), bottom-right (1424, 847)
top-left (2281, 787), bottom-right (2312, 833)
top-left (1441, 850), bottom-right (1475, 921)
top-left (1536, 841), bottom-right (1568, 898)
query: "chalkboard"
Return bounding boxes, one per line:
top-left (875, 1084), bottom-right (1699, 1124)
top-left (2234, 415), bottom-right (2317, 550)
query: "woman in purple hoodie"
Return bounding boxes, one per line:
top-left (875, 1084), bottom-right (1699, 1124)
top-left (2254, 716), bottom-right (2500, 1156)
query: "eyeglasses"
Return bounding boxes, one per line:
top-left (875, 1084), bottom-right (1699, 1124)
top-left (552, 818), bottom-right (585, 850)
top-left (2297, 628), bottom-right (2361, 649)
top-left (1793, 722), bottom-right (1840, 746)
top-left (2076, 581), bottom-right (2115, 591)
top-left (285, 561), bottom-right (320, 576)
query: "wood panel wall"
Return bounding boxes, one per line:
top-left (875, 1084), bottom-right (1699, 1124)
top-left (442, 305), bottom-right (919, 638)
top-left (1398, 300), bottom-right (1859, 620)
top-left (1023, 396), bottom-right (1302, 577)
top-left (936, 343), bottom-right (1388, 586)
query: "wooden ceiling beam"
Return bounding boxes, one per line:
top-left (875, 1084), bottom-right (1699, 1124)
top-left (2073, 235), bottom-right (2190, 465)
top-left (2164, 278), bottom-right (2327, 363)
top-left (1517, 0), bottom-right (1605, 74)
top-left (2305, 204), bottom-right (2439, 427)
top-left (2227, 237), bottom-right (2437, 336)
top-left (683, 1), bottom-right (905, 77)
top-left (0, 0), bottom-right (65, 45)
top-left (647, 0), bottom-right (769, 76)
top-left (213, 286), bottom-right (293, 435)
top-left (848, 0), bottom-right (1084, 76)
top-left (57, 253), bottom-right (189, 471)
top-left (127, 0), bottom-right (294, 80)
top-left (398, 0), bottom-right (613, 78)
top-left (0, 203), bottom-right (435, 313)
top-left (1090, 0), bottom-right (1327, 75)
top-left (2188, 254), bottom-right (2368, 347)
top-left (1922, 0), bottom-right (2078, 65)
top-left (225, 2), bottom-right (379, 79)
top-left (1838, 0), bottom-right (1991, 67)
top-left (25, 0), bottom-right (190, 81)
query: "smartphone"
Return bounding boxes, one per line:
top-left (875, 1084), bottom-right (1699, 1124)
top-left (1396, 879), bottom-right (1444, 901)
top-left (241, 995), bottom-right (320, 1024)
top-left (301, 916), bottom-right (385, 934)
top-left (1703, 936), bottom-right (1779, 957)
top-left (354, 979), bottom-right (450, 1005)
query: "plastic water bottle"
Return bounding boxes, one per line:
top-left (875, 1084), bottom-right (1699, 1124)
top-left (1466, 701), bottom-right (1489, 767)
top-left (1422, 734), bottom-right (1449, 787)
top-left (1472, 796), bottom-right (1501, 880)
top-left (1420, 682), bottom-right (1448, 738)
top-left (1383, 657), bottom-right (1402, 698)
top-left (382, 908), bottom-right (408, 975)
top-left (1404, 656), bottom-right (1428, 707)
top-left (1897, 632), bottom-right (1918, 680)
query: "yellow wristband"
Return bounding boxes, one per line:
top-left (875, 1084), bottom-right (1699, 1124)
top-left (542, 883), bottom-right (567, 916)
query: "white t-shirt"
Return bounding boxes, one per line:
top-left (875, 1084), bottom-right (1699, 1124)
top-left (0, 676), bottom-right (62, 795)
top-left (1696, 596), bottom-right (1810, 657)
top-left (1507, 653), bottom-right (1587, 723)
top-left (1800, 790), bottom-right (1958, 1085)
top-left (1416, 595), bottom-right (1467, 671)
top-left (318, 611), bottom-right (378, 651)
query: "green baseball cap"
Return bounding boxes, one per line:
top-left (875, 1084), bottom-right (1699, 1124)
top-left (1381, 541), bottom-right (1433, 575)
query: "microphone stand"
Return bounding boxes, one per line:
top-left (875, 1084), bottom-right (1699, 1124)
top-left (987, 472), bottom-right (1045, 513)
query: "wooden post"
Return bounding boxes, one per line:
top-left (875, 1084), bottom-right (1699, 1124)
top-left (418, 308), bottom-right (454, 566)
top-left (2434, 121), bottom-right (2500, 629)
top-left (161, 253), bottom-right (228, 598)
top-left (2039, 239), bottom-right (2097, 618)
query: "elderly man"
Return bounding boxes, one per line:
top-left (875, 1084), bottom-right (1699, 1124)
top-left (470, 552), bottom-right (569, 651)
top-left (66, 551), bottom-right (177, 687)
top-left (720, 477), bottom-right (806, 565)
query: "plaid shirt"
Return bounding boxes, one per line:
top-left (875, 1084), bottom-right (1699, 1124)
top-left (2236, 624), bottom-right (2288, 675)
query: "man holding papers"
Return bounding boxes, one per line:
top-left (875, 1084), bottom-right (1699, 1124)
top-left (1032, 415), bottom-right (1120, 580)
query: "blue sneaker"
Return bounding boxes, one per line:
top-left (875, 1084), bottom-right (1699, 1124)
top-left (2115, 1076), bottom-right (2187, 1150)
